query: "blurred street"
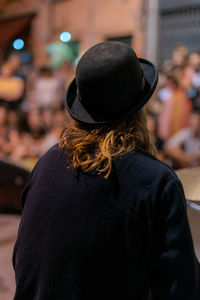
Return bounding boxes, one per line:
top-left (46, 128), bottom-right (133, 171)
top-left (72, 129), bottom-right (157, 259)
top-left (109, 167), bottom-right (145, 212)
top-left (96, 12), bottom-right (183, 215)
top-left (0, 215), bottom-right (20, 300)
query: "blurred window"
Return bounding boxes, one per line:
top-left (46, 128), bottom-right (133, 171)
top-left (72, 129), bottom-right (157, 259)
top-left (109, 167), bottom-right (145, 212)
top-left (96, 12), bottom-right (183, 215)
top-left (53, 0), bottom-right (71, 2)
top-left (158, 4), bottom-right (200, 64)
top-left (106, 35), bottom-right (132, 46)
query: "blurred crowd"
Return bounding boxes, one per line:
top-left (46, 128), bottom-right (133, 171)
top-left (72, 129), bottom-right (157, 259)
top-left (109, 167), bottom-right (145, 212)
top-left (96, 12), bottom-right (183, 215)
top-left (146, 45), bottom-right (200, 169)
top-left (0, 54), bottom-right (73, 170)
top-left (1, 45), bottom-right (200, 171)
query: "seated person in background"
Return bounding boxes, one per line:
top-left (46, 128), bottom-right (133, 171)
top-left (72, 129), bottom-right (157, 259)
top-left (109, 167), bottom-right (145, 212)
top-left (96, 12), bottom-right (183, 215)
top-left (165, 110), bottom-right (200, 168)
top-left (33, 67), bottom-right (61, 110)
top-left (146, 111), bottom-right (165, 161)
top-left (0, 62), bottom-right (25, 110)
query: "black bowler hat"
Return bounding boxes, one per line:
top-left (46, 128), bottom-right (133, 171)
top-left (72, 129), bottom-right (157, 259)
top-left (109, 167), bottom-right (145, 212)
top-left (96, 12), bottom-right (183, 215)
top-left (66, 41), bottom-right (158, 124)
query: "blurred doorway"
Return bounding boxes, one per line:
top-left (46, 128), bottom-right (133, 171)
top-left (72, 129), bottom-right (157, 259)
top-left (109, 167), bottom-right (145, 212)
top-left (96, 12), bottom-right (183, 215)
top-left (0, 14), bottom-right (35, 63)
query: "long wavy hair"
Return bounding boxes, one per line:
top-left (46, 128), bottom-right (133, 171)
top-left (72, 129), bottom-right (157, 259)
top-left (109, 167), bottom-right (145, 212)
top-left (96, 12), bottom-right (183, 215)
top-left (59, 108), bottom-right (156, 178)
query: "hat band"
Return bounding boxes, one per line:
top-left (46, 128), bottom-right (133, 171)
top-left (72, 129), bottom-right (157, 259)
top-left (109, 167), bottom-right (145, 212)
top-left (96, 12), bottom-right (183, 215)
top-left (75, 76), bottom-right (146, 121)
top-left (77, 75), bottom-right (146, 107)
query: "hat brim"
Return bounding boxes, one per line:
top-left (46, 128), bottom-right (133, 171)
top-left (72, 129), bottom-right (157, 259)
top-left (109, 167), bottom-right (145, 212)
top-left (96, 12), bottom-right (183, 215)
top-left (66, 58), bottom-right (158, 124)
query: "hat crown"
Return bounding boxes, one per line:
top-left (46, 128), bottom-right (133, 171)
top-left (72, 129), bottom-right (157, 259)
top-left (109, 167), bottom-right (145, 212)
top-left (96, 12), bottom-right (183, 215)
top-left (76, 41), bottom-right (144, 120)
top-left (66, 41), bottom-right (158, 124)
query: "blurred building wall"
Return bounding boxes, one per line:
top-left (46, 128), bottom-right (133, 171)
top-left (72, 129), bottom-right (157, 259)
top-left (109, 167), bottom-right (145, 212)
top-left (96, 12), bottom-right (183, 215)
top-left (53, 0), bottom-right (147, 56)
top-left (0, 0), bottom-right (56, 64)
top-left (0, 0), bottom-right (147, 65)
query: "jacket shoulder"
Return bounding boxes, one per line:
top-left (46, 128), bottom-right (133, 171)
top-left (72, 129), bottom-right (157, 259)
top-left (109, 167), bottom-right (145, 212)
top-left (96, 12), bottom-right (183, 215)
top-left (36, 143), bottom-right (67, 166)
top-left (26, 144), bottom-right (69, 183)
top-left (117, 148), bottom-right (180, 185)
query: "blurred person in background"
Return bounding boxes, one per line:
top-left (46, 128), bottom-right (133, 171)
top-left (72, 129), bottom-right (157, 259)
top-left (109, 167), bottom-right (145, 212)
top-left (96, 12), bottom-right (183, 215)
top-left (8, 109), bottom-right (21, 129)
top-left (24, 109), bottom-right (45, 157)
top-left (0, 104), bottom-right (9, 157)
top-left (186, 52), bottom-right (200, 110)
top-left (146, 74), bottom-right (163, 116)
top-left (41, 108), bottom-right (69, 154)
top-left (6, 108), bottom-right (66, 169)
top-left (8, 53), bottom-right (26, 81)
top-left (0, 62), bottom-right (25, 111)
top-left (146, 111), bottom-right (164, 161)
top-left (56, 61), bottom-right (74, 100)
top-left (185, 52), bottom-right (200, 86)
top-left (171, 44), bottom-right (188, 68)
top-left (158, 67), bottom-right (192, 140)
top-left (165, 110), bottom-right (200, 168)
top-left (0, 109), bottom-right (23, 159)
top-left (26, 66), bottom-right (39, 109)
top-left (5, 128), bottom-right (24, 163)
top-left (0, 103), bottom-right (30, 167)
top-left (41, 108), bottom-right (54, 133)
top-left (158, 45), bottom-right (189, 103)
top-left (32, 67), bottom-right (61, 110)
top-left (158, 45), bottom-right (188, 79)
top-left (8, 109), bottom-right (46, 170)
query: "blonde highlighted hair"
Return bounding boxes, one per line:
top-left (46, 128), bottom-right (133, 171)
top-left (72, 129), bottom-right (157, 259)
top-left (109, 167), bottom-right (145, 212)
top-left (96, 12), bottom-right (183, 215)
top-left (59, 108), bottom-right (156, 178)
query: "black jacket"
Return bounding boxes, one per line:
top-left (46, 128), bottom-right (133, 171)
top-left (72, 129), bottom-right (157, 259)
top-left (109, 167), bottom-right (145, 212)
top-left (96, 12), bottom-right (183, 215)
top-left (13, 144), bottom-right (200, 300)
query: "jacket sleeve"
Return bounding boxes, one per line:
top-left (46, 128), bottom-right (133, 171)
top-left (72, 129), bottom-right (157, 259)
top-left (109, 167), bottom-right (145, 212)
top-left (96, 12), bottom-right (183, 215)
top-left (148, 178), bottom-right (200, 300)
top-left (12, 164), bottom-right (37, 271)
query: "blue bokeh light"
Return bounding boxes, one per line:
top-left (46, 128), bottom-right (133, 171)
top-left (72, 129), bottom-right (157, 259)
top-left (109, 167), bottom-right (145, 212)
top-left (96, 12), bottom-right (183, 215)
top-left (13, 39), bottom-right (24, 50)
top-left (60, 32), bottom-right (71, 43)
